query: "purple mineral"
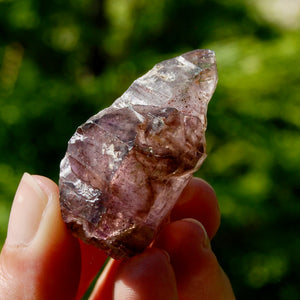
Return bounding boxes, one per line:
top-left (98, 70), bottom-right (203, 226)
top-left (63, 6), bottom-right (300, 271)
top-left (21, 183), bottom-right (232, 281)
top-left (59, 49), bottom-right (218, 259)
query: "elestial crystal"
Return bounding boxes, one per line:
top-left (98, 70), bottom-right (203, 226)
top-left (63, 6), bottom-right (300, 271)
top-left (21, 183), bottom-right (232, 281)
top-left (59, 49), bottom-right (218, 259)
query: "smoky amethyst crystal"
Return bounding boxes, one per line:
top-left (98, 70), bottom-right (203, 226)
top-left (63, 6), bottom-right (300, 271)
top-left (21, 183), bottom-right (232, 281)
top-left (59, 49), bottom-right (218, 259)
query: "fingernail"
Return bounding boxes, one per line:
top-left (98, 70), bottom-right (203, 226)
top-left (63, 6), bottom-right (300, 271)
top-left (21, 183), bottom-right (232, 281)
top-left (182, 218), bottom-right (210, 248)
top-left (6, 173), bottom-right (48, 246)
top-left (160, 249), bottom-right (171, 263)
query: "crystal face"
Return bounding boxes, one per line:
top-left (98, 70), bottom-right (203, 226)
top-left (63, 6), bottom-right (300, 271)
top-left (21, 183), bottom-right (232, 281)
top-left (59, 49), bottom-right (218, 259)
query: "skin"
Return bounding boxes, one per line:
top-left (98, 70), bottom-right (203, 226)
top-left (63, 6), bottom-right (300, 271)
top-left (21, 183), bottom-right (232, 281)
top-left (0, 174), bottom-right (235, 299)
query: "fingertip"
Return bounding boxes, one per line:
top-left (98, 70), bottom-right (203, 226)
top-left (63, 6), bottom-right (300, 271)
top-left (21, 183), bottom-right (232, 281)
top-left (31, 174), bottom-right (73, 252)
top-left (156, 219), bottom-right (211, 262)
top-left (0, 173), bottom-right (81, 300)
top-left (89, 248), bottom-right (177, 300)
top-left (113, 248), bottom-right (177, 300)
top-left (181, 218), bottom-right (211, 248)
top-left (155, 219), bottom-right (235, 299)
top-left (5, 173), bottom-right (49, 247)
top-left (32, 175), bottom-right (60, 199)
top-left (171, 177), bottom-right (220, 239)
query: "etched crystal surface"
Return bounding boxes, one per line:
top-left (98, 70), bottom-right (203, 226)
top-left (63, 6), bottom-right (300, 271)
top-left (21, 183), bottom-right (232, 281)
top-left (59, 49), bottom-right (218, 259)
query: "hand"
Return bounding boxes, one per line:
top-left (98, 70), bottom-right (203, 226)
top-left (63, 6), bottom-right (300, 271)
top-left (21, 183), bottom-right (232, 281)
top-left (0, 173), bottom-right (235, 299)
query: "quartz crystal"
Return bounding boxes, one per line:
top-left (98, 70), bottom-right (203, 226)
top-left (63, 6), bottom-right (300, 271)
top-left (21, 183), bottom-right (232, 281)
top-left (59, 49), bottom-right (218, 259)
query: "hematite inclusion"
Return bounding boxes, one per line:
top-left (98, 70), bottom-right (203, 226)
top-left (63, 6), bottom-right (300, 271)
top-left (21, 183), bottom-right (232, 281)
top-left (59, 49), bottom-right (218, 259)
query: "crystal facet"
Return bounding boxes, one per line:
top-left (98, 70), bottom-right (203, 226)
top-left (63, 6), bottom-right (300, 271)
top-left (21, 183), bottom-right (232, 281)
top-left (59, 49), bottom-right (218, 259)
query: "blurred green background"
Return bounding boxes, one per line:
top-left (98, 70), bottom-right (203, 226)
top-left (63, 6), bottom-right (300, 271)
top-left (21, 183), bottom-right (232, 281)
top-left (0, 0), bottom-right (299, 298)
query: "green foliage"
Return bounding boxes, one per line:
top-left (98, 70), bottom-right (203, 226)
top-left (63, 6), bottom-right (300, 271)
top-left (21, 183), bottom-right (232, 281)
top-left (0, 0), bottom-right (299, 298)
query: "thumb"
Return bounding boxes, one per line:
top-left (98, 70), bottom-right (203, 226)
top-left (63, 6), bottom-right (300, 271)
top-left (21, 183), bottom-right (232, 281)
top-left (0, 173), bottom-right (81, 300)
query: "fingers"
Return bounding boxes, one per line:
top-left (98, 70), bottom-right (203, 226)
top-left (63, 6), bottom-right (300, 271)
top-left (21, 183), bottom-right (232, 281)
top-left (91, 248), bottom-right (178, 300)
top-left (78, 177), bottom-right (221, 299)
top-left (172, 177), bottom-right (221, 239)
top-left (93, 220), bottom-right (235, 300)
top-left (114, 248), bottom-right (177, 300)
top-left (155, 219), bottom-right (235, 300)
top-left (0, 174), bottom-right (230, 299)
top-left (0, 173), bottom-right (81, 300)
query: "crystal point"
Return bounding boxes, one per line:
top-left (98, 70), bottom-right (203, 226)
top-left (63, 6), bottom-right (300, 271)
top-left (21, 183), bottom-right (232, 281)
top-left (59, 49), bottom-right (218, 259)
